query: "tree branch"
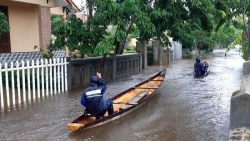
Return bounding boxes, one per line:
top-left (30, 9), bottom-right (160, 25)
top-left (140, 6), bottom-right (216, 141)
top-left (119, 16), bottom-right (136, 54)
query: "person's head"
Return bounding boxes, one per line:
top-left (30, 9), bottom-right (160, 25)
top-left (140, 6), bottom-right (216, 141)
top-left (89, 75), bottom-right (99, 86)
top-left (196, 57), bottom-right (200, 63)
top-left (89, 74), bottom-right (106, 93)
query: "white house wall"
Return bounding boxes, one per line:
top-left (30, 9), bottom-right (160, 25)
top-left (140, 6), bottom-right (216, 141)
top-left (9, 0), bottom-right (54, 7)
top-left (173, 41), bottom-right (182, 59)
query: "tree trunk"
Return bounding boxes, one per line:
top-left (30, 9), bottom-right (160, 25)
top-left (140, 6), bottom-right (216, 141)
top-left (87, 0), bottom-right (93, 31)
top-left (114, 16), bottom-right (136, 54)
top-left (119, 16), bottom-right (136, 54)
top-left (115, 43), bottom-right (120, 54)
top-left (88, 0), bottom-right (93, 18)
top-left (197, 42), bottom-right (201, 55)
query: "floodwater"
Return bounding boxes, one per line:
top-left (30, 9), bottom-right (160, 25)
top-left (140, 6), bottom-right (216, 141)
top-left (0, 48), bottom-right (244, 141)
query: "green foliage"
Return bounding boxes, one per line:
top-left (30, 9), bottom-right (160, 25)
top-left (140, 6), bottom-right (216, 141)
top-left (199, 53), bottom-right (210, 59)
top-left (51, 15), bottom-right (63, 34)
top-left (34, 39), bottom-right (55, 59)
top-left (127, 45), bottom-right (136, 51)
top-left (48, 0), bottom-right (250, 60)
top-left (94, 36), bottom-right (113, 56)
top-left (0, 12), bottom-right (10, 35)
top-left (124, 50), bottom-right (136, 54)
top-left (128, 24), bottom-right (140, 38)
top-left (211, 0), bottom-right (250, 60)
top-left (183, 49), bottom-right (193, 59)
top-left (50, 14), bottom-right (109, 57)
top-left (147, 45), bottom-right (153, 51)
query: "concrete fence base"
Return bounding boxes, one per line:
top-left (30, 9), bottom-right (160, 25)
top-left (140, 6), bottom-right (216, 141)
top-left (230, 75), bottom-right (250, 129)
top-left (229, 66), bottom-right (250, 140)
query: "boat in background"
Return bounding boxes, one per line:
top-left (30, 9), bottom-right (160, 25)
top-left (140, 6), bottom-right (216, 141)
top-left (193, 62), bottom-right (210, 78)
top-left (67, 69), bottom-right (166, 132)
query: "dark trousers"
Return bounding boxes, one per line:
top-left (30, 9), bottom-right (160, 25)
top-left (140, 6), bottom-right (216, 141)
top-left (106, 99), bottom-right (114, 115)
top-left (95, 99), bottom-right (114, 117)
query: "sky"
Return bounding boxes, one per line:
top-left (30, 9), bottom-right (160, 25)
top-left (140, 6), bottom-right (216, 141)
top-left (72, 0), bottom-right (82, 8)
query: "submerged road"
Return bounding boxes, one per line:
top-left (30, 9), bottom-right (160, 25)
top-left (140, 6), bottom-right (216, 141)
top-left (0, 48), bottom-right (244, 141)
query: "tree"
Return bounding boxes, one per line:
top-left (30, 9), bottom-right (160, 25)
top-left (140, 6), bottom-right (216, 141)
top-left (211, 0), bottom-right (250, 60)
top-left (51, 14), bottom-right (108, 57)
top-left (50, 0), bottom-right (240, 57)
top-left (0, 12), bottom-right (10, 35)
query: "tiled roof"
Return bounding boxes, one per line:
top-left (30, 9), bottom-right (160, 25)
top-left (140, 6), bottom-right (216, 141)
top-left (0, 50), bottom-right (66, 68)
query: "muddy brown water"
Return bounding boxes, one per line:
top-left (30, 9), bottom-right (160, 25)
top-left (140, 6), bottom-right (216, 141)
top-left (0, 48), bottom-right (244, 141)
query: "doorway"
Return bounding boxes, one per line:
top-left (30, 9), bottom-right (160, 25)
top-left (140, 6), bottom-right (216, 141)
top-left (0, 6), bottom-right (11, 53)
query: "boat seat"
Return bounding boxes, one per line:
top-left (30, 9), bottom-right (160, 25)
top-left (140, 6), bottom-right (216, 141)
top-left (119, 91), bottom-right (148, 110)
top-left (133, 87), bottom-right (159, 89)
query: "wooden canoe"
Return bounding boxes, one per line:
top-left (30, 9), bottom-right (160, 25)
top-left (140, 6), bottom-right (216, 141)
top-left (67, 69), bottom-right (166, 132)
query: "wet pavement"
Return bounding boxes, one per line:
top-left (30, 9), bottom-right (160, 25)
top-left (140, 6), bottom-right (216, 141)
top-left (0, 48), bottom-right (244, 141)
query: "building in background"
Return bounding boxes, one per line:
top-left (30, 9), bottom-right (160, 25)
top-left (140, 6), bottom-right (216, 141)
top-left (0, 0), bottom-right (79, 53)
top-left (0, 0), bottom-right (79, 63)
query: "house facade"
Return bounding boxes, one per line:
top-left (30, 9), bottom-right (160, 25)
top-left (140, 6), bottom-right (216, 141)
top-left (0, 0), bottom-right (79, 54)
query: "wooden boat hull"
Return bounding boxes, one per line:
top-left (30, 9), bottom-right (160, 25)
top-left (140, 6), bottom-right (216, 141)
top-left (67, 69), bottom-right (166, 132)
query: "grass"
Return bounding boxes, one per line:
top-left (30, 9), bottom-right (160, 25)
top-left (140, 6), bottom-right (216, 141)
top-left (200, 53), bottom-right (210, 59)
top-left (109, 50), bottom-right (136, 54)
top-left (193, 53), bottom-right (211, 60)
top-left (123, 50), bottom-right (136, 54)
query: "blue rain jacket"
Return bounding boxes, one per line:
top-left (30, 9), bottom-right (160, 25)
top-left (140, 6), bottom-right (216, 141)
top-left (194, 58), bottom-right (206, 76)
top-left (81, 75), bottom-right (108, 116)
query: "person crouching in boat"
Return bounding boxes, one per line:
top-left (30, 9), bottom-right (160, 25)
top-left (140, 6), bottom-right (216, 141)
top-left (194, 57), bottom-right (207, 77)
top-left (81, 72), bottom-right (114, 119)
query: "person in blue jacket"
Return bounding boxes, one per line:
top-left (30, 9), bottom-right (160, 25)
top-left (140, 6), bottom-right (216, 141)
top-left (194, 57), bottom-right (207, 77)
top-left (81, 72), bottom-right (114, 119)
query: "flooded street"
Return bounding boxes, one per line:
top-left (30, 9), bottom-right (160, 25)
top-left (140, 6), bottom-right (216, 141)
top-left (0, 48), bottom-right (244, 141)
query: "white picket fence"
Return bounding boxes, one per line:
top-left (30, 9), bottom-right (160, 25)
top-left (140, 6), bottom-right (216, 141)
top-left (0, 58), bottom-right (68, 108)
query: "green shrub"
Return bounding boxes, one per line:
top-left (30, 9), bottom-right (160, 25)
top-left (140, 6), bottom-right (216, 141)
top-left (124, 50), bottom-right (136, 54)
top-left (147, 45), bottom-right (153, 51)
top-left (128, 45), bottom-right (136, 51)
top-left (183, 49), bottom-right (193, 59)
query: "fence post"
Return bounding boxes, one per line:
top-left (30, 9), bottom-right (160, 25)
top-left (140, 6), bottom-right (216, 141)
top-left (16, 61), bottom-right (21, 104)
top-left (5, 63), bottom-right (10, 107)
top-left (22, 61), bottom-right (26, 103)
top-left (61, 58), bottom-right (65, 92)
top-left (111, 54), bottom-right (116, 80)
top-left (142, 41), bottom-right (147, 69)
top-left (152, 40), bottom-right (160, 65)
top-left (136, 40), bottom-right (146, 70)
top-left (139, 52), bottom-right (142, 72)
top-left (49, 59), bottom-right (52, 95)
top-left (11, 62), bottom-right (15, 105)
top-left (36, 59), bottom-right (40, 98)
top-left (41, 59), bottom-right (44, 97)
top-left (64, 58), bottom-right (68, 91)
top-left (66, 57), bottom-right (71, 90)
top-left (0, 63), bottom-right (3, 108)
top-left (53, 58), bottom-right (57, 94)
top-left (32, 60), bottom-right (36, 100)
top-left (57, 58), bottom-right (61, 93)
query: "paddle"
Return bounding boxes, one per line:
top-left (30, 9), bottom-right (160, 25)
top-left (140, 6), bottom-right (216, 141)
top-left (98, 53), bottom-right (107, 73)
top-left (113, 102), bottom-right (138, 105)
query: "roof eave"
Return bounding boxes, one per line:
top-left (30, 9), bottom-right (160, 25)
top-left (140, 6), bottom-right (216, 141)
top-left (65, 0), bottom-right (80, 11)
